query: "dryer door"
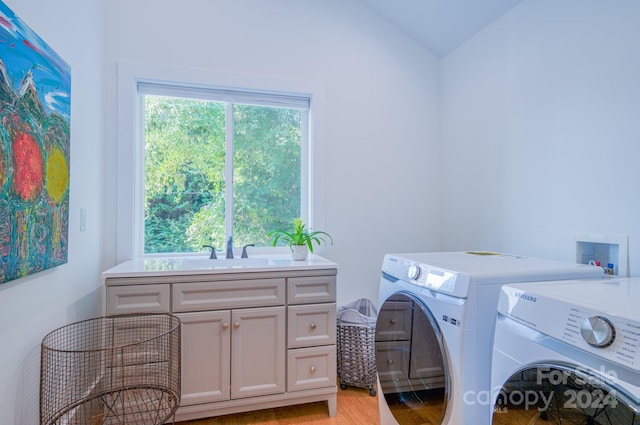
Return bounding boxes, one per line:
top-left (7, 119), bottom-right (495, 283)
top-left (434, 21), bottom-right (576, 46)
top-left (492, 365), bottom-right (640, 424)
top-left (375, 292), bottom-right (449, 424)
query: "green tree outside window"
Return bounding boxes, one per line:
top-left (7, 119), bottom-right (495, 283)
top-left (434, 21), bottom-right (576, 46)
top-left (143, 95), bottom-right (302, 254)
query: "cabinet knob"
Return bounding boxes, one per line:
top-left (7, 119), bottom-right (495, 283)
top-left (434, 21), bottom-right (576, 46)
top-left (222, 322), bottom-right (229, 330)
top-left (387, 359), bottom-right (393, 365)
top-left (309, 323), bottom-right (317, 330)
top-left (390, 319), bottom-right (396, 325)
top-left (233, 322), bottom-right (240, 329)
top-left (309, 366), bottom-right (316, 373)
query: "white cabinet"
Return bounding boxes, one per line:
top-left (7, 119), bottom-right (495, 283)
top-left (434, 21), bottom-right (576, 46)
top-left (178, 311), bottom-right (230, 404)
top-left (178, 307), bottom-right (286, 403)
top-left (285, 276), bottom-right (337, 398)
top-left (104, 266), bottom-right (337, 421)
top-left (287, 345), bottom-right (336, 392)
top-left (231, 306), bottom-right (285, 399)
top-left (106, 283), bottom-right (170, 314)
top-left (287, 303), bottom-right (336, 348)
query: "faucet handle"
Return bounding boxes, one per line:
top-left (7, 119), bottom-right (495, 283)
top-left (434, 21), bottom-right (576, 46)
top-left (241, 244), bottom-right (255, 258)
top-left (202, 245), bottom-right (217, 259)
top-left (226, 236), bottom-right (234, 259)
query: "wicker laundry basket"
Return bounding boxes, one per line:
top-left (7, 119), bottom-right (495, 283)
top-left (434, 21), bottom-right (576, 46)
top-left (336, 298), bottom-right (378, 396)
top-left (40, 313), bottom-right (181, 425)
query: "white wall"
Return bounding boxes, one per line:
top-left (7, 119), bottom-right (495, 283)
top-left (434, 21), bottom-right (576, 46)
top-left (103, 0), bottom-right (442, 305)
top-left (0, 1), bottom-right (104, 424)
top-left (441, 0), bottom-right (640, 268)
top-left (13, 1), bottom-right (639, 422)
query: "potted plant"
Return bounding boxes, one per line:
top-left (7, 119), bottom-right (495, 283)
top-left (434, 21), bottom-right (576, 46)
top-left (268, 217), bottom-right (333, 260)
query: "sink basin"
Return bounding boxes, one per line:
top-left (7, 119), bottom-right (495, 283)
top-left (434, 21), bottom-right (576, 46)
top-left (181, 257), bottom-right (272, 270)
top-left (107, 254), bottom-right (337, 277)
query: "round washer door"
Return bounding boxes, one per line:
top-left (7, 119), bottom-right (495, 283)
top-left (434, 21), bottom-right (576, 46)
top-left (375, 292), bottom-right (450, 424)
top-left (493, 365), bottom-right (640, 424)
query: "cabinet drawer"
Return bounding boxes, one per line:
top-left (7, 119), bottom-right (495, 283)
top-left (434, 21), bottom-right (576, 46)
top-left (288, 304), bottom-right (336, 348)
top-left (375, 340), bottom-right (410, 382)
top-left (287, 276), bottom-right (336, 305)
top-left (287, 345), bottom-right (336, 392)
top-left (173, 278), bottom-right (285, 312)
top-left (375, 300), bottom-right (412, 341)
top-left (106, 284), bottom-right (170, 315)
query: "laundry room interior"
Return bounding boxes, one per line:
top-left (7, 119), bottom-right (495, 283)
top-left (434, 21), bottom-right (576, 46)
top-left (1, 0), bottom-right (639, 424)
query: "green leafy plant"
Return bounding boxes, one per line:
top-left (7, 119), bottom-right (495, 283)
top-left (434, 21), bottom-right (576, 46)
top-left (268, 218), bottom-right (333, 253)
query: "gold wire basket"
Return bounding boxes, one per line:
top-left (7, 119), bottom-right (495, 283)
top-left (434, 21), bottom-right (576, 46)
top-left (40, 314), bottom-right (181, 425)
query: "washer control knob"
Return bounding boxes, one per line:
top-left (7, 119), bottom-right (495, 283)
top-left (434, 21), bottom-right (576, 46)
top-left (407, 265), bottom-right (421, 280)
top-left (580, 316), bottom-right (615, 348)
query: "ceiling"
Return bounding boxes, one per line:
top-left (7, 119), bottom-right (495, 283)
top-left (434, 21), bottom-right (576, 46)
top-left (357, 0), bottom-right (525, 57)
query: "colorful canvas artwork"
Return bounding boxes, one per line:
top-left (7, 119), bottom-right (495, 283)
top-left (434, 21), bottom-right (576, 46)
top-left (0, 1), bottom-right (71, 284)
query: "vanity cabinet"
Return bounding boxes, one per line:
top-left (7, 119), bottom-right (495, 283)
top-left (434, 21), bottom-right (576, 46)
top-left (104, 263), bottom-right (337, 421)
top-left (172, 278), bottom-right (286, 404)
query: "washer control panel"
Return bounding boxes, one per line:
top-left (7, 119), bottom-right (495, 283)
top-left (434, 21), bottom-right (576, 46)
top-left (408, 263), bottom-right (468, 295)
top-left (381, 255), bottom-right (471, 299)
top-left (499, 284), bottom-right (640, 372)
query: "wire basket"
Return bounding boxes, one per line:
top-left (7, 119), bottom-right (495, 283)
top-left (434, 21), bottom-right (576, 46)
top-left (336, 299), bottom-right (378, 396)
top-left (40, 313), bottom-right (181, 425)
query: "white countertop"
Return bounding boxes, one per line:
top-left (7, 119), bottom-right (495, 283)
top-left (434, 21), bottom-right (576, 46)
top-left (102, 254), bottom-right (338, 279)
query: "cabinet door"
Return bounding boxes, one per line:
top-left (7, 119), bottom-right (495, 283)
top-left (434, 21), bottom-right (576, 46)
top-left (178, 311), bottom-right (231, 405)
top-left (231, 306), bottom-right (285, 399)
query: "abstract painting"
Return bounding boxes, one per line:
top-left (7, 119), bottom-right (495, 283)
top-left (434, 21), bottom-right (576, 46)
top-left (0, 1), bottom-right (70, 284)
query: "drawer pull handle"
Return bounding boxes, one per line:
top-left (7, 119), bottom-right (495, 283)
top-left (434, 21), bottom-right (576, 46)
top-left (309, 366), bottom-right (316, 373)
top-left (390, 319), bottom-right (396, 325)
top-left (222, 322), bottom-right (229, 330)
top-left (233, 322), bottom-right (240, 329)
top-left (309, 323), bottom-right (317, 330)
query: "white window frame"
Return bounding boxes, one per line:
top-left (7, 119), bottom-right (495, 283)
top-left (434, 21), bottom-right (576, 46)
top-left (116, 63), bottom-right (326, 262)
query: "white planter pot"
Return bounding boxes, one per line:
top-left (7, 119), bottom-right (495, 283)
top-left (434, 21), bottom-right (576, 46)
top-left (291, 245), bottom-right (309, 261)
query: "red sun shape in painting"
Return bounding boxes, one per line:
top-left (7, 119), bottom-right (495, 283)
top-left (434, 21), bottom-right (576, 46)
top-left (12, 131), bottom-right (44, 201)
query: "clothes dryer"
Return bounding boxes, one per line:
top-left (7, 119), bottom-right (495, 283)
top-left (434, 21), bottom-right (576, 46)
top-left (490, 278), bottom-right (640, 425)
top-left (375, 252), bottom-right (604, 425)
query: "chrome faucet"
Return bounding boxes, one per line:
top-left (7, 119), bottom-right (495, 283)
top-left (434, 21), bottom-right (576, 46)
top-left (226, 236), bottom-right (234, 259)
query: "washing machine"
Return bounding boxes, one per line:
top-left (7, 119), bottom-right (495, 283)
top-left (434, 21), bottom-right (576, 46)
top-left (490, 278), bottom-right (640, 425)
top-left (375, 251), bottom-right (605, 425)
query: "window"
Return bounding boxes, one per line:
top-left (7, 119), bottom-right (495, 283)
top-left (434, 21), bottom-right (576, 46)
top-left (139, 85), bottom-right (309, 255)
top-left (116, 64), bottom-right (324, 260)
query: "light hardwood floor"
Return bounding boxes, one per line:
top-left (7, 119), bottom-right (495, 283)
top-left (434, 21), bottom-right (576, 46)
top-left (175, 387), bottom-right (380, 425)
top-left (174, 390), bottom-right (575, 424)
